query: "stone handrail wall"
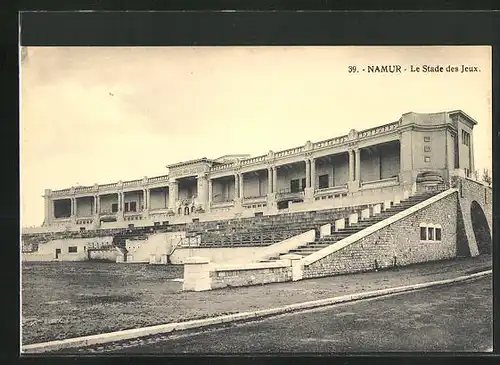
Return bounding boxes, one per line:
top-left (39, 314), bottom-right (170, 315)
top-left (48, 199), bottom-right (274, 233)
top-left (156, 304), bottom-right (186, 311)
top-left (252, 229), bottom-right (316, 262)
top-left (302, 188), bottom-right (457, 266)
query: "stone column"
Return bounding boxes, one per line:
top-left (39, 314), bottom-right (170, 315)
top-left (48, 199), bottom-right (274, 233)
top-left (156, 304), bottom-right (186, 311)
top-left (43, 191), bottom-right (51, 224)
top-left (348, 150), bottom-right (355, 181)
top-left (120, 192), bottom-right (125, 212)
top-left (71, 197), bottom-right (76, 217)
top-left (305, 159), bottom-right (311, 188)
top-left (143, 189), bottom-right (147, 210)
top-left (239, 173), bottom-right (244, 199)
top-left (96, 195), bottom-right (100, 214)
top-left (310, 158), bottom-right (316, 190)
top-left (197, 173), bottom-right (209, 209)
top-left (347, 150), bottom-right (359, 193)
top-left (93, 195), bottom-right (97, 214)
top-left (355, 148), bottom-right (361, 182)
top-left (234, 174), bottom-right (239, 199)
top-left (272, 166), bottom-right (278, 193)
top-left (267, 167), bottom-right (272, 194)
top-left (208, 178), bottom-right (213, 210)
top-left (168, 180), bottom-right (178, 210)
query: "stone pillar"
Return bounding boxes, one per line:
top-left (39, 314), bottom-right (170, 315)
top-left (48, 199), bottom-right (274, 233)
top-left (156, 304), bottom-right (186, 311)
top-left (280, 254), bottom-right (303, 281)
top-left (347, 150), bottom-right (359, 193)
top-left (182, 256), bottom-right (212, 291)
top-left (93, 195), bottom-right (97, 214)
top-left (96, 195), bottom-right (100, 214)
top-left (197, 173), bottom-right (209, 209)
top-left (71, 197), bottom-right (76, 217)
top-left (310, 158), bottom-right (316, 190)
top-left (234, 174), bottom-right (239, 199)
top-left (119, 192), bottom-right (125, 212)
top-left (168, 180), bottom-right (178, 211)
top-left (272, 166), bottom-right (278, 193)
top-left (355, 148), bottom-right (361, 182)
top-left (239, 173), bottom-right (244, 199)
top-left (208, 179), bottom-right (213, 208)
top-left (348, 150), bottom-right (355, 181)
top-left (267, 167), bottom-right (272, 194)
top-left (305, 159), bottom-right (311, 188)
top-left (43, 191), bottom-right (52, 224)
top-left (143, 189), bottom-right (147, 210)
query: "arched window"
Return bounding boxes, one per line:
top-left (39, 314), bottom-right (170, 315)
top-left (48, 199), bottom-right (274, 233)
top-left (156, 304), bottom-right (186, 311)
top-left (184, 207), bottom-right (190, 215)
top-left (191, 206), bottom-right (195, 213)
top-left (177, 207), bottom-right (182, 215)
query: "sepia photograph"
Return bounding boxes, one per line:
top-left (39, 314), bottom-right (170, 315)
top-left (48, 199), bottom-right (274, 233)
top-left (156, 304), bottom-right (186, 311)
top-left (20, 45), bottom-right (492, 354)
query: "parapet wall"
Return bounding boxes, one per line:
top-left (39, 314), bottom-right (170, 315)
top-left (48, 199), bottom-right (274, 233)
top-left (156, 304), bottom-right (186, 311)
top-left (301, 191), bottom-right (458, 279)
top-left (454, 177), bottom-right (492, 256)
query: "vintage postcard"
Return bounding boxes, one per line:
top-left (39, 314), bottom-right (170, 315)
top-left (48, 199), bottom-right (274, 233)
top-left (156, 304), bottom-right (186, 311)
top-left (20, 45), bottom-right (492, 354)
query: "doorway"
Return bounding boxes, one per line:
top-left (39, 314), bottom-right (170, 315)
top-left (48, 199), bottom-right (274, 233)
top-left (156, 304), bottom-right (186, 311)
top-left (55, 248), bottom-right (61, 259)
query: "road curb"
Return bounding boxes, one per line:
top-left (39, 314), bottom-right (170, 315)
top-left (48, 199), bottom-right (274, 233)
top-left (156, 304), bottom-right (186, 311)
top-left (22, 269), bottom-right (492, 353)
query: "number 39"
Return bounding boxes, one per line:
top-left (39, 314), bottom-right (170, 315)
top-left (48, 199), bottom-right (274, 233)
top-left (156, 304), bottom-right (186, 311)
top-left (348, 66), bottom-right (357, 73)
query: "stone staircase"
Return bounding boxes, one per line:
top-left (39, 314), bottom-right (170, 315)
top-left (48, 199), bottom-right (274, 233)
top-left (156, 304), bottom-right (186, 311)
top-left (113, 230), bottom-right (148, 262)
top-left (266, 191), bottom-right (441, 260)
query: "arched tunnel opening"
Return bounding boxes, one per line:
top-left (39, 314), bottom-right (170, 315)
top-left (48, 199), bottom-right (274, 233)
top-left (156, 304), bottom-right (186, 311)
top-left (470, 201), bottom-right (492, 255)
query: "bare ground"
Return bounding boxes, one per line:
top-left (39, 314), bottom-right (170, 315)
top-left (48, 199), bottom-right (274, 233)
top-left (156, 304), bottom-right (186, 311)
top-left (21, 255), bottom-right (491, 345)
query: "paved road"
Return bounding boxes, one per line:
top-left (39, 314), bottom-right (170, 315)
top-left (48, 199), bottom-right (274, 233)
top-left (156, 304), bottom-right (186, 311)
top-left (73, 276), bottom-right (492, 354)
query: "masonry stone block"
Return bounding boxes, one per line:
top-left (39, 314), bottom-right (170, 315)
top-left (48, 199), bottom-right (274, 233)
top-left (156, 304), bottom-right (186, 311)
top-left (361, 208), bottom-right (370, 220)
top-left (348, 213), bottom-right (358, 226)
top-left (183, 256), bottom-right (212, 291)
top-left (335, 218), bottom-right (345, 232)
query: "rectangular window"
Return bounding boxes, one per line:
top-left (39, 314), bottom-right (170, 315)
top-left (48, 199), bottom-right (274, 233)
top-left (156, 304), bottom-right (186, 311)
top-left (154, 222), bottom-right (160, 226)
top-left (427, 227), bottom-right (435, 241)
top-left (424, 146), bottom-right (431, 152)
top-left (125, 202), bottom-right (130, 212)
top-left (128, 224), bottom-right (134, 228)
top-left (424, 136), bottom-right (431, 142)
top-left (111, 203), bottom-right (118, 213)
top-left (424, 156), bottom-right (431, 163)
top-left (420, 227), bottom-right (427, 240)
top-left (301, 178), bottom-right (306, 190)
top-left (290, 179), bottom-right (300, 193)
top-left (318, 174), bottom-right (329, 189)
top-left (68, 246), bottom-right (78, 253)
top-left (255, 212), bottom-right (264, 217)
top-left (462, 130), bottom-right (470, 146)
top-left (435, 228), bottom-right (442, 241)
top-left (162, 221), bottom-right (169, 225)
top-left (130, 202), bottom-right (137, 212)
top-left (79, 227), bottom-right (86, 231)
top-left (192, 218), bottom-right (199, 223)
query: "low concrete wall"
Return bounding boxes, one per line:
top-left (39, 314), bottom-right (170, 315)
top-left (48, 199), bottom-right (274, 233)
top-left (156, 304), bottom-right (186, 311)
top-left (210, 262), bottom-right (292, 289)
top-left (22, 253), bottom-right (54, 262)
top-left (171, 246), bottom-right (266, 265)
top-left (182, 258), bottom-right (293, 291)
top-left (88, 249), bottom-right (118, 261)
top-left (21, 236), bottom-right (114, 262)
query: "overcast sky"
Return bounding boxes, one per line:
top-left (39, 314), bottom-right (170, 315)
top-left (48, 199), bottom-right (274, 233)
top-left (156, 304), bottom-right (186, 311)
top-left (20, 46), bottom-right (492, 227)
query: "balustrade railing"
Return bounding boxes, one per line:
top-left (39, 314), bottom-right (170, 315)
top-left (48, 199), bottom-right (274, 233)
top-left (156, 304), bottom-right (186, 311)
top-left (357, 121), bottom-right (400, 139)
top-left (240, 155), bottom-right (266, 165)
top-left (360, 176), bottom-right (399, 189)
top-left (314, 184), bottom-right (349, 196)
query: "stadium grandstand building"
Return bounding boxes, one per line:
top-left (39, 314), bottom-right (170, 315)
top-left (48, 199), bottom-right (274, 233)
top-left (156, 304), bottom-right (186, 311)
top-left (22, 110), bottom-right (492, 290)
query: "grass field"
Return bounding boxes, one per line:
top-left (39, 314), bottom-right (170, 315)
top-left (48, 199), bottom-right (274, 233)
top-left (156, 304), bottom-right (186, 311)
top-left (21, 255), bottom-right (492, 346)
